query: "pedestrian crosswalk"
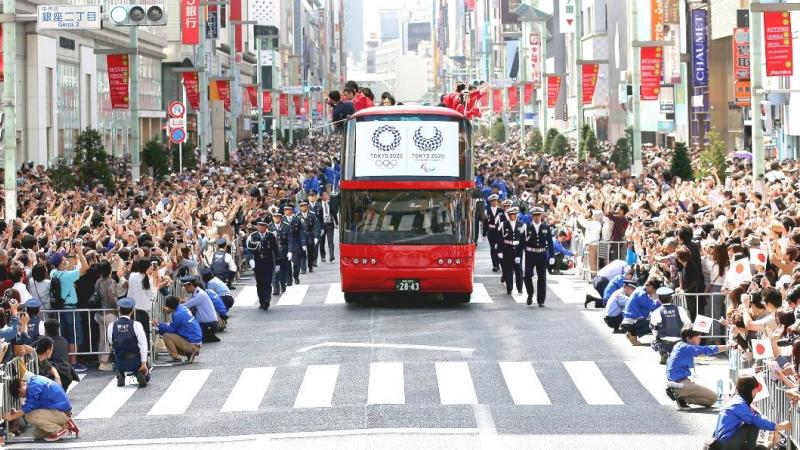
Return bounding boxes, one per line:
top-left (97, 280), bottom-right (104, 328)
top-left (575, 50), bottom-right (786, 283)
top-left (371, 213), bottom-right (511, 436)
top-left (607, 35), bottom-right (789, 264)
top-left (71, 359), bottom-right (729, 421)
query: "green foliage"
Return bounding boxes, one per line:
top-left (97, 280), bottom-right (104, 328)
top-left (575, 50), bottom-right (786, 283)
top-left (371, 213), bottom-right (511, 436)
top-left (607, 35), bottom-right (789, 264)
top-left (490, 117), bottom-right (506, 143)
top-left (528, 128), bottom-right (543, 153)
top-left (142, 139), bottom-right (171, 179)
top-left (48, 157), bottom-right (77, 191)
top-left (73, 128), bottom-right (114, 190)
top-left (610, 137), bottom-right (631, 170)
top-left (543, 128), bottom-right (559, 154)
top-left (584, 127), bottom-right (599, 159)
top-left (670, 141), bottom-right (694, 181)
top-left (550, 133), bottom-right (569, 157)
top-left (172, 142), bottom-right (198, 171)
top-left (695, 131), bottom-right (728, 182)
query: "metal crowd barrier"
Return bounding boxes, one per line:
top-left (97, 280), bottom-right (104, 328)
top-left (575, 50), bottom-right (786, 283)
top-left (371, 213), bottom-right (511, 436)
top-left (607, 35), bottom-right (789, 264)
top-left (597, 240), bottom-right (627, 268)
top-left (673, 292), bottom-right (727, 341)
top-left (2, 354), bottom-right (40, 443)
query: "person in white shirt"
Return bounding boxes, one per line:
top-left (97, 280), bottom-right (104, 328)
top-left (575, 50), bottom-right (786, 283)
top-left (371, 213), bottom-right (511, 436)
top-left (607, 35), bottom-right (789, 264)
top-left (604, 280), bottom-right (637, 333)
top-left (577, 210), bottom-right (604, 273)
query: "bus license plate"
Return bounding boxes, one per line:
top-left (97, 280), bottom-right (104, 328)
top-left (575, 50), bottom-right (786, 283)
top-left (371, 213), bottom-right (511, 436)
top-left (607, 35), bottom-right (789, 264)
top-left (395, 279), bottom-right (420, 292)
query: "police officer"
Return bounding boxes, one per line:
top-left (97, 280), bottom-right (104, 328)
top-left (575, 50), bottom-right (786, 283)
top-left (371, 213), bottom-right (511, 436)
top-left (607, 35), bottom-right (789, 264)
top-left (297, 201), bottom-right (320, 274)
top-left (307, 191), bottom-right (324, 267)
top-left (485, 194), bottom-right (504, 273)
top-left (267, 210), bottom-right (291, 296)
top-left (21, 298), bottom-right (44, 343)
top-left (246, 217), bottom-right (280, 310)
top-left (210, 238), bottom-right (236, 287)
top-left (523, 207), bottom-right (555, 307)
top-left (284, 204), bottom-right (303, 285)
top-left (499, 206), bottom-right (525, 295)
top-left (651, 286), bottom-right (691, 365)
top-left (107, 297), bottom-right (149, 387)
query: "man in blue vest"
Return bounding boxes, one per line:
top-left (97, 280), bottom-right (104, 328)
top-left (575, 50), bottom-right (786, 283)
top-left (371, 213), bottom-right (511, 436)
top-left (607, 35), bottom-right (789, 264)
top-left (18, 298), bottom-right (45, 345)
top-left (650, 286), bottom-right (692, 365)
top-left (108, 297), bottom-right (149, 387)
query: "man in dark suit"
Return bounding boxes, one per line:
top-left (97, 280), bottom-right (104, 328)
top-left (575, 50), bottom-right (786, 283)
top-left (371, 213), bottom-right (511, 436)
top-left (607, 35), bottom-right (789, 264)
top-left (246, 217), bottom-right (280, 310)
top-left (284, 204), bottom-right (303, 285)
top-left (307, 191), bottom-right (324, 267)
top-left (499, 206), bottom-right (525, 295)
top-left (267, 211), bottom-right (291, 295)
top-left (297, 201), bottom-right (320, 274)
top-left (524, 207), bottom-right (556, 307)
top-left (329, 90), bottom-right (355, 133)
top-left (485, 194), bottom-right (504, 273)
top-left (319, 190), bottom-right (338, 261)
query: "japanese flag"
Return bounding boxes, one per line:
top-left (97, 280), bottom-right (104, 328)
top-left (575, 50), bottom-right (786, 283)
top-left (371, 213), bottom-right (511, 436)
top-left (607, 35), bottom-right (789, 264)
top-left (727, 258), bottom-right (752, 285)
top-left (751, 338), bottom-right (774, 360)
top-left (693, 314), bottom-right (713, 334)
top-left (749, 248), bottom-right (768, 268)
top-left (753, 373), bottom-right (770, 402)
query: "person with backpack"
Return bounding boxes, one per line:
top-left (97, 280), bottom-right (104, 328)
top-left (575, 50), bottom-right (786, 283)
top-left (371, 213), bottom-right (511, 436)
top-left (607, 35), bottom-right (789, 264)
top-left (49, 243), bottom-right (89, 372)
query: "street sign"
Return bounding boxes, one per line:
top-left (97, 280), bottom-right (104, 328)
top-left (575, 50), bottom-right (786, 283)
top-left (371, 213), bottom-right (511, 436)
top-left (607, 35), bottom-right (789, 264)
top-left (37, 5), bottom-right (102, 31)
top-left (559, 0), bottom-right (576, 33)
top-left (282, 85), bottom-right (305, 95)
top-left (168, 118), bottom-right (186, 129)
top-left (169, 127), bottom-right (186, 144)
top-left (168, 101), bottom-right (185, 118)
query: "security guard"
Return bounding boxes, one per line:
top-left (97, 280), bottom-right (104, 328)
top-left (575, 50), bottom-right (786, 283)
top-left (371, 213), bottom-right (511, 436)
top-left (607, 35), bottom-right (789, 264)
top-left (485, 194), bottom-right (504, 272)
top-left (298, 201), bottom-right (320, 274)
top-left (21, 298), bottom-right (45, 343)
top-left (523, 207), bottom-right (555, 306)
top-left (268, 210), bottom-right (291, 295)
top-left (108, 297), bottom-right (149, 387)
top-left (651, 286), bottom-right (691, 365)
top-left (307, 191), bottom-right (324, 268)
top-left (499, 206), bottom-right (526, 295)
top-left (499, 199), bottom-right (513, 284)
top-left (246, 216), bottom-right (280, 310)
top-left (284, 204), bottom-right (303, 285)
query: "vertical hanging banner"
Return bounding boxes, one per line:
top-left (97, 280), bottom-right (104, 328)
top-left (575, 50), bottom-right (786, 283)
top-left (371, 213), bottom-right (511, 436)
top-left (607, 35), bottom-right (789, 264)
top-left (231, 0), bottom-right (243, 52)
top-left (690, 9), bottom-right (708, 87)
top-left (764, 11), bottom-right (794, 77)
top-left (581, 64), bottom-right (599, 105)
top-left (207, 5), bottom-right (219, 39)
top-left (279, 93), bottom-right (289, 116)
top-left (182, 72), bottom-right (200, 110)
top-left (216, 80), bottom-right (231, 111)
top-left (492, 89), bottom-right (502, 113)
top-left (663, 0), bottom-right (679, 24)
top-left (640, 47), bottom-right (663, 101)
top-left (651, 0), bottom-right (664, 40)
top-left (524, 83), bottom-right (534, 104)
top-left (293, 95), bottom-right (302, 115)
top-left (317, 102), bottom-right (324, 115)
top-left (529, 32), bottom-right (541, 85)
top-left (507, 86), bottom-right (519, 110)
top-left (263, 91), bottom-right (272, 113)
top-left (107, 54), bottom-right (130, 109)
top-left (181, 0), bottom-right (200, 45)
top-left (0, 24), bottom-right (4, 83)
top-left (733, 27), bottom-right (750, 80)
top-left (480, 90), bottom-right (489, 108)
top-left (547, 75), bottom-right (561, 108)
top-left (246, 86), bottom-right (258, 108)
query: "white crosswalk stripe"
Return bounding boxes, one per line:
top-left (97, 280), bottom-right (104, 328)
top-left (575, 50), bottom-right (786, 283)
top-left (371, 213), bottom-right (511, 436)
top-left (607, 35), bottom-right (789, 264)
top-left (220, 367), bottom-right (275, 412)
top-left (293, 364), bottom-right (340, 408)
top-left (510, 292), bottom-right (527, 304)
top-left (76, 379), bottom-right (139, 420)
top-left (325, 283), bottom-right (346, 304)
top-left (148, 369), bottom-right (212, 416)
top-left (470, 283), bottom-right (493, 303)
top-left (367, 362), bottom-right (405, 405)
top-left (277, 284), bottom-right (309, 306)
top-left (499, 362), bottom-right (551, 405)
top-left (435, 361), bottom-right (478, 405)
top-left (563, 361), bottom-right (624, 405)
top-left (234, 285), bottom-right (259, 307)
top-left (625, 361), bottom-right (673, 405)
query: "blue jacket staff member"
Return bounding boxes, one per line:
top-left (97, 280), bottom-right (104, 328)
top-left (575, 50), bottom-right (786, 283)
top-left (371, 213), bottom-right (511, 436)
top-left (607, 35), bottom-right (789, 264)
top-left (152, 295), bottom-right (202, 363)
top-left (5, 375), bottom-right (79, 441)
top-left (549, 230), bottom-right (574, 275)
top-left (108, 298), bottom-right (149, 388)
top-left (710, 375), bottom-right (791, 449)
top-left (666, 328), bottom-right (733, 409)
top-left (584, 259), bottom-right (628, 309)
top-left (603, 279), bottom-right (638, 333)
top-left (621, 277), bottom-right (663, 345)
top-left (180, 276), bottom-right (221, 343)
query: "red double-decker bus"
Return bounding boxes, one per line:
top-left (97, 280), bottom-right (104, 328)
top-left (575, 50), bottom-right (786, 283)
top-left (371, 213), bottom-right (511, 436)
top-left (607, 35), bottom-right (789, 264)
top-left (338, 105), bottom-right (475, 303)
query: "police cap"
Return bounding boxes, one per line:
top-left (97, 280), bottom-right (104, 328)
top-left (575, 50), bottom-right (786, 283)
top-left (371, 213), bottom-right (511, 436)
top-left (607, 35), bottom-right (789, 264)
top-left (117, 297), bottom-right (136, 309)
top-left (507, 207), bottom-right (520, 215)
top-left (283, 203), bottom-right (294, 210)
top-left (26, 298), bottom-right (42, 309)
top-left (216, 238), bottom-right (227, 246)
top-left (180, 275), bottom-right (198, 286)
top-left (488, 194), bottom-right (499, 201)
top-left (623, 279), bottom-right (638, 288)
top-left (272, 211), bottom-right (283, 217)
top-left (656, 286), bottom-right (675, 297)
top-left (299, 201), bottom-right (309, 207)
top-left (531, 207), bottom-right (544, 215)
top-left (502, 199), bottom-right (513, 206)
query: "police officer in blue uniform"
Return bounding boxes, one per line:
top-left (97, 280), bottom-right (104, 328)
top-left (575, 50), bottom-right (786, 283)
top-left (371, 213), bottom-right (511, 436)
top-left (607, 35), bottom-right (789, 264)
top-left (246, 217), bottom-right (280, 310)
top-left (268, 210), bottom-right (291, 295)
top-left (284, 204), bottom-right (303, 284)
top-left (20, 298), bottom-right (44, 344)
top-left (499, 206), bottom-right (526, 295)
top-left (523, 207), bottom-right (555, 306)
top-left (307, 191), bottom-right (324, 268)
top-left (108, 298), bottom-right (149, 387)
top-left (485, 194), bottom-right (504, 273)
top-left (298, 201), bottom-right (320, 274)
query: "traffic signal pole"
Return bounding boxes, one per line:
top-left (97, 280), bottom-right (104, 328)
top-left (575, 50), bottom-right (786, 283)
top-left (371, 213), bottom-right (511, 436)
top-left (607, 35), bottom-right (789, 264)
top-left (3, 0), bottom-right (17, 220)
top-left (130, 25), bottom-right (141, 180)
top-left (574, 0), bottom-right (583, 156)
top-left (750, 0), bottom-right (766, 192)
top-left (628, 0), bottom-right (642, 176)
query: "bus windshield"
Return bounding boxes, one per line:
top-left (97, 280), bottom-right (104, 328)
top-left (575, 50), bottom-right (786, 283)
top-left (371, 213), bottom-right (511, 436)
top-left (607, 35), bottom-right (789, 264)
top-left (340, 189), bottom-right (474, 245)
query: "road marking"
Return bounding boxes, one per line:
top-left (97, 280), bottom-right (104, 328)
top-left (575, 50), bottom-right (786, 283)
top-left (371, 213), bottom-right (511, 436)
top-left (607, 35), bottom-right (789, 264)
top-left (293, 364), bottom-right (340, 408)
top-left (325, 283), bottom-right (345, 304)
top-left (147, 369), bottom-right (212, 415)
top-left (435, 362), bottom-right (478, 405)
top-left (296, 341), bottom-right (474, 354)
top-left (75, 379), bottom-right (138, 419)
top-left (625, 361), bottom-right (673, 405)
top-left (563, 361), bottom-right (624, 405)
top-left (548, 277), bottom-right (589, 304)
top-left (277, 284), bottom-right (309, 306)
top-left (234, 285), bottom-right (259, 307)
top-left (220, 367), bottom-right (276, 412)
top-left (499, 362), bottom-right (551, 405)
top-left (367, 362), bottom-right (405, 405)
top-left (470, 283), bottom-right (493, 303)
top-left (511, 292), bottom-right (527, 304)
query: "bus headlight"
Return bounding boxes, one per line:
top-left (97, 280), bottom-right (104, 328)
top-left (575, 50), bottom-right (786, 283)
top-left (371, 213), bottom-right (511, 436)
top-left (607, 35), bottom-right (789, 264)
top-left (438, 259), bottom-right (444, 265)
top-left (447, 259), bottom-right (453, 265)
top-left (361, 258), bottom-right (368, 264)
top-left (455, 259), bottom-right (462, 264)
top-left (352, 258), bottom-right (358, 264)
top-left (370, 258), bottom-right (377, 265)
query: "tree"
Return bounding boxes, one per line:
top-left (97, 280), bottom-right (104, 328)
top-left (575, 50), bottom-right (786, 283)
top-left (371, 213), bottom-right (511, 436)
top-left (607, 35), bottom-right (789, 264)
top-left (528, 128), bottom-right (543, 153)
top-left (550, 133), bottom-right (569, 157)
top-left (695, 131), bottom-right (728, 182)
top-left (142, 139), bottom-right (171, 179)
top-left (73, 128), bottom-right (114, 190)
top-left (584, 127), bottom-right (599, 159)
top-left (579, 124), bottom-right (591, 159)
top-left (670, 141), bottom-right (693, 180)
top-left (172, 142), bottom-right (198, 171)
top-left (48, 157), bottom-right (77, 191)
top-left (543, 128), bottom-right (559, 154)
top-left (491, 117), bottom-right (506, 143)
top-left (610, 137), bottom-right (631, 171)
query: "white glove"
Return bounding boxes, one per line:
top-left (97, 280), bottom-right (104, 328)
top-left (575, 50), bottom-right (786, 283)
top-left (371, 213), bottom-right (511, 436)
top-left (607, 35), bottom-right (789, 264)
top-left (514, 257), bottom-right (521, 264)
top-left (274, 265), bottom-right (280, 272)
top-left (287, 252), bottom-right (293, 260)
top-left (249, 259), bottom-right (255, 269)
top-left (314, 238), bottom-right (319, 245)
top-left (549, 258), bottom-right (555, 265)
top-left (302, 246), bottom-right (307, 253)
top-left (498, 253), bottom-right (503, 258)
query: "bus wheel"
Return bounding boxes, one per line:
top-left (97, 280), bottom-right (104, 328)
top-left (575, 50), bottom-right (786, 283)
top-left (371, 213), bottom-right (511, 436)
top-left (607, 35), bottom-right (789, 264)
top-left (445, 293), bottom-right (471, 303)
top-left (344, 292), bottom-right (358, 303)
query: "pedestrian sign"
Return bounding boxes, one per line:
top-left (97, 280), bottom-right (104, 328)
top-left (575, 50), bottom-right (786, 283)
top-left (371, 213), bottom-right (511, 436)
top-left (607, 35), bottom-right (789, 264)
top-left (169, 127), bottom-right (186, 144)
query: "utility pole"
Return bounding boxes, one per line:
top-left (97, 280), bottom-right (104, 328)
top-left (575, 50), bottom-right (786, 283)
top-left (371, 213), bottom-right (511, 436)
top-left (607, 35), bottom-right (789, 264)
top-left (257, 37), bottom-right (264, 154)
top-left (629, 0), bottom-right (642, 175)
top-left (539, 21), bottom-right (548, 134)
top-left (2, 0), bottom-right (17, 220)
top-left (574, 0), bottom-right (583, 156)
top-left (229, 23), bottom-right (237, 159)
top-left (519, 19), bottom-right (528, 149)
top-left (198, 2), bottom-right (209, 165)
top-left (130, 26), bottom-right (141, 180)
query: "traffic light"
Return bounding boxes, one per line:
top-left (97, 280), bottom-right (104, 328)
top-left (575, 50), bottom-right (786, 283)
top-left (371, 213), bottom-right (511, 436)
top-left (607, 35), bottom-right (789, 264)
top-left (108, 4), bottom-right (167, 26)
top-left (304, 86), bottom-right (323, 94)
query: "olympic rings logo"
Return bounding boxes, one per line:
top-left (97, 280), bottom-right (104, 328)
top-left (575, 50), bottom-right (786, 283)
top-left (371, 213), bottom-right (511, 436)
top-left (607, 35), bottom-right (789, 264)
top-left (371, 125), bottom-right (402, 152)
top-left (374, 160), bottom-right (398, 168)
top-left (413, 126), bottom-right (443, 152)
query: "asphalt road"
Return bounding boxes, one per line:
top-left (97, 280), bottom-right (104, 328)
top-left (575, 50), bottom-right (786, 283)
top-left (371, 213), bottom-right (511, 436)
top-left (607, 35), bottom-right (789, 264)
top-left (14, 238), bottom-right (727, 449)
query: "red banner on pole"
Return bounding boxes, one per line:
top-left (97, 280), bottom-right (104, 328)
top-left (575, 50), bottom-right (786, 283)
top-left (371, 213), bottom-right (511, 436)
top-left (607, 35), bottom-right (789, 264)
top-left (480, 90), bottom-right (489, 108)
top-left (216, 80), bottom-right (230, 111)
top-left (245, 86), bottom-right (257, 108)
top-left (651, 0), bottom-right (664, 40)
top-left (317, 101), bottom-right (324, 115)
top-left (263, 91), bottom-right (272, 113)
top-left (581, 64), bottom-right (599, 105)
top-left (492, 89), bottom-right (502, 113)
top-left (231, 0), bottom-right (243, 53)
top-left (279, 93), bottom-right (289, 116)
top-left (293, 95), bottom-right (302, 115)
top-left (524, 83), bottom-right (534, 104)
top-left (733, 27), bottom-right (750, 80)
top-left (507, 86), bottom-right (519, 110)
top-left (182, 72), bottom-right (200, 110)
top-left (547, 75), bottom-right (561, 108)
top-left (640, 46), bottom-right (663, 101)
top-left (0, 24), bottom-right (4, 82)
top-left (181, 0), bottom-right (200, 45)
top-left (764, 11), bottom-right (793, 77)
top-left (107, 54), bottom-right (130, 109)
